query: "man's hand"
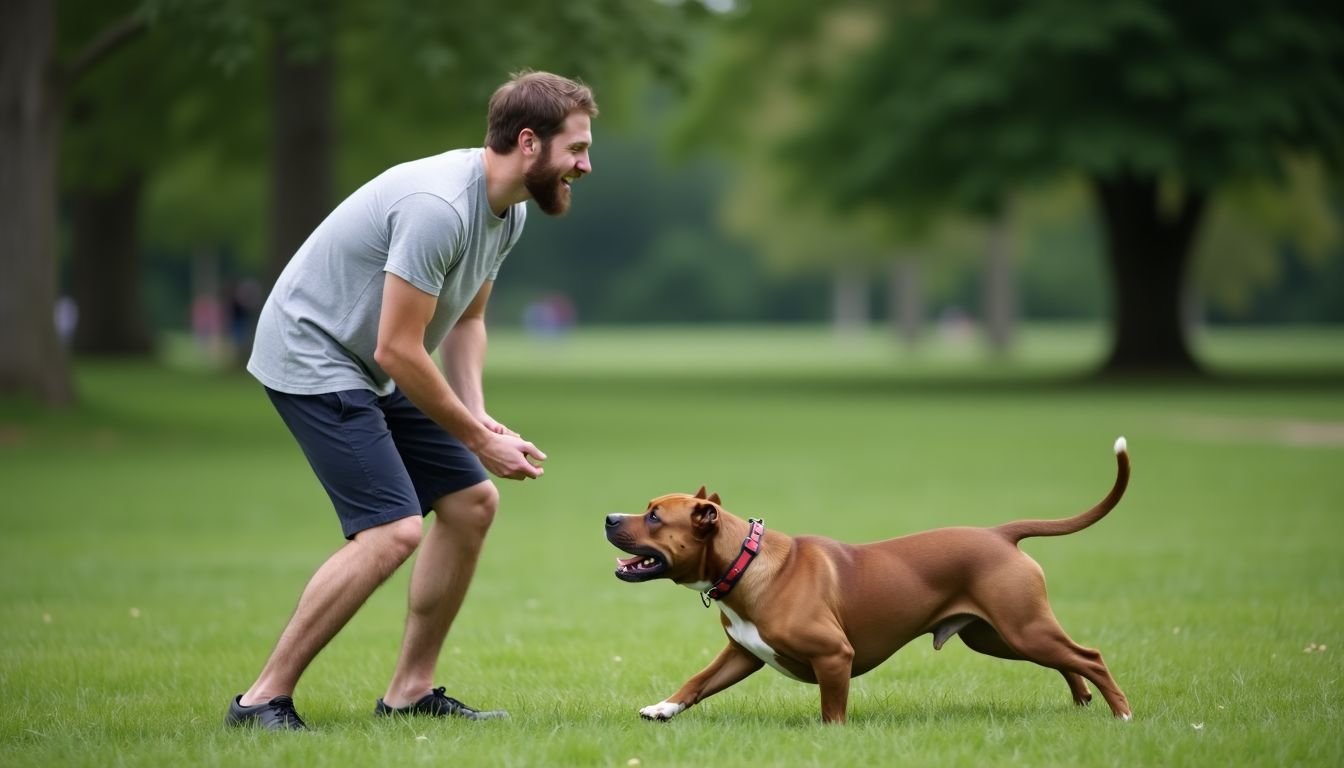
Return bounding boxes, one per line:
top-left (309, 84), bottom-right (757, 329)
top-left (476, 432), bottom-right (547, 480)
top-left (479, 413), bottom-right (519, 437)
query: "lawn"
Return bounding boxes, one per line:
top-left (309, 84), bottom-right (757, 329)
top-left (1, 324), bottom-right (1342, 767)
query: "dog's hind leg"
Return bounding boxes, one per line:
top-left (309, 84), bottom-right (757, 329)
top-left (1059, 670), bottom-right (1093, 706)
top-left (988, 613), bottom-right (1131, 719)
top-left (956, 619), bottom-right (1094, 707)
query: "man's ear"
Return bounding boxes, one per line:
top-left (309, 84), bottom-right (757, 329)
top-left (519, 129), bottom-right (539, 156)
top-left (691, 503), bottom-right (718, 539)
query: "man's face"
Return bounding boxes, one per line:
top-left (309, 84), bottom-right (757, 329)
top-left (524, 111), bottom-right (593, 216)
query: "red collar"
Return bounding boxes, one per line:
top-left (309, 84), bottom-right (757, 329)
top-left (702, 518), bottom-right (765, 606)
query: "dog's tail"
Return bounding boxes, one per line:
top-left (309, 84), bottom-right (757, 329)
top-left (994, 437), bottom-right (1130, 544)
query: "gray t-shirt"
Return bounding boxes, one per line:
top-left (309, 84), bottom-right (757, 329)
top-left (248, 148), bottom-right (525, 396)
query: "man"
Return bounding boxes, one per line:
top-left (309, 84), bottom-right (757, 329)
top-left (227, 70), bottom-right (596, 730)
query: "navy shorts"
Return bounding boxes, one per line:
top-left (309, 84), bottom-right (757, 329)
top-left (265, 387), bottom-right (489, 539)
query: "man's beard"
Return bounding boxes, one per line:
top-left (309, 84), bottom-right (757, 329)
top-left (523, 142), bottom-right (571, 216)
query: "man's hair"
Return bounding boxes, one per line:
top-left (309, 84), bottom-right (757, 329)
top-left (485, 70), bottom-right (598, 153)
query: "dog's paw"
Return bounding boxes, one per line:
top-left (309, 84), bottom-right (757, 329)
top-left (639, 701), bottom-right (685, 721)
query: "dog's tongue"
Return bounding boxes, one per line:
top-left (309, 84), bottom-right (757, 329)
top-left (616, 555), bottom-right (644, 568)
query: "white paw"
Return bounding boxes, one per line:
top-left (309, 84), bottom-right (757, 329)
top-left (639, 701), bottom-right (685, 721)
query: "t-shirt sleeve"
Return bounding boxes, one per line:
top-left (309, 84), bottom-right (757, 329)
top-left (489, 202), bottom-right (527, 280)
top-left (384, 193), bottom-right (465, 295)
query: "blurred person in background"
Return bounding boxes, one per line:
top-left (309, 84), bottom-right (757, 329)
top-left (226, 70), bottom-right (596, 730)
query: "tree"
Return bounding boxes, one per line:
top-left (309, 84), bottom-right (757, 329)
top-left (674, 0), bottom-right (1343, 373)
top-left (2, 0), bottom-right (706, 404)
top-left (796, 0), bottom-right (1344, 374)
top-left (255, 0), bottom-right (704, 283)
top-left (267, 5), bottom-right (334, 285)
top-left (60, 2), bottom-right (230, 357)
top-left (1, 0), bottom-right (147, 404)
top-left (672, 6), bottom-right (929, 338)
top-left (1194, 158), bottom-right (1340, 317)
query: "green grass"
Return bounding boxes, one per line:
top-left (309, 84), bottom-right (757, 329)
top-left (2, 324), bottom-right (1343, 767)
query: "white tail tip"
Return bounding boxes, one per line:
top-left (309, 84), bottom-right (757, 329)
top-left (1114, 436), bottom-right (1128, 454)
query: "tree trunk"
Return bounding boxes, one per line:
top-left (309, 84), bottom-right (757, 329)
top-left (0, 0), bottom-right (73, 405)
top-left (267, 38), bottom-right (334, 285)
top-left (982, 212), bottom-right (1016, 355)
top-left (70, 174), bottom-right (155, 356)
top-left (886, 258), bottom-right (923, 347)
top-left (1093, 174), bottom-right (1207, 375)
top-left (832, 266), bottom-right (869, 336)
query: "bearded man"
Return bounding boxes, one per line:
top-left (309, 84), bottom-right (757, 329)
top-left (227, 70), bottom-right (596, 730)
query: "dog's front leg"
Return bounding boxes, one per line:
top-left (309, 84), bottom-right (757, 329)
top-left (640, 642), bottom-right (764, 721)
top-left (811, 645), bottom-right (855, 724)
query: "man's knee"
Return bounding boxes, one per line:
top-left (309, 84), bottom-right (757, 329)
top-left (434, 481), bottom-right (498, 536)
top-left (356, 515), bottom-right (424, 571)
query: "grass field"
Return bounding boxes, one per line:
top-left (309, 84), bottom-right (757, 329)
top-left (2, 325), bottom-right (1342, 767)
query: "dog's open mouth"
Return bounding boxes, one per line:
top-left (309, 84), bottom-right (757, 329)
top-left (613, 549), bottom-right (667, 582)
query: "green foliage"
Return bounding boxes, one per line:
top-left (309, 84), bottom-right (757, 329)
top-left (2, 328), bottom-right (1344, 765)
top-left (141, 147), bottom-right (266, 265)
top-left (1195, 158), bottom-right (1342, 314)
top-left (604, 227), bottom-right (766, 322)
top-left (670, 0), bottom-right (1344, 332)
top-left (58, 1), bottom-right (260, 189)
top-left (798, 0), bottom-right (1344, 210)
top-left (493, 127), bottom-right (825, 325)
top-left (71, 0), bottom-right (713, 324)
top-left (65, 0), bottom-right (708, 228)
top-left (671, 6), bottom-right (903, 264)
top-left (332, 0), bottom-right (699, 180)
top-left (141, 0), bottom-right (268, 74)
top-left (50, 0), bottom-right (1344, 334)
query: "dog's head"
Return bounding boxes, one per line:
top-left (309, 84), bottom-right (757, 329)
top-left (604, 486), bottom-right (726, 584)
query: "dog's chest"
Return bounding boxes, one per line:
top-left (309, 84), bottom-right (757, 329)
top-left (720, 605), bottom-right (805, 681)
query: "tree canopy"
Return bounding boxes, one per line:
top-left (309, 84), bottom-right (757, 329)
top-left (800, 0), bottom-right (1344, 211)
top-left (1, 0), bottom-right (710, 404)
top-left (677, 0), bottom-right (1344, 372)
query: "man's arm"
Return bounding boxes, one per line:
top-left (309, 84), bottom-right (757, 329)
top-left (440, 281), bottom-right (493, 427)
top-left (440, 281), bottom-right (518, 435)
top-left (374, 273), bottom-right (544, 479)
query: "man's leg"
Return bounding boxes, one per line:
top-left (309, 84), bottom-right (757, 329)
top-left (240, 515), bottom-right (424, 706)
top-left (380, 480), bottom-right (498, 707)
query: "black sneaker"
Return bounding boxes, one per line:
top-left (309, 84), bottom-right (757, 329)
top-left (374, 687), bottom-right (508, 720)
top-left (226, 694), bottom-right (309, 730)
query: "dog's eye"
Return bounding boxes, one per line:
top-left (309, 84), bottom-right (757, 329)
top-left (647, 510), bottom-right (661, 525)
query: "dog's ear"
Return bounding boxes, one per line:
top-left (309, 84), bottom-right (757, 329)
top-left (708, 491), bottom-right (721, 505)
top-left (694, 486), bottom-right (708, 500)
top-left (691, 502), bottom-right (718, 538)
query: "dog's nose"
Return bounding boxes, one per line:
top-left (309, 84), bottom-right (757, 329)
top-left (605, 514), bottom-right (623, 528)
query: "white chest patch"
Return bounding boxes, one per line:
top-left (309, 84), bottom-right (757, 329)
top-left (720, 605), bottom-right (804, 681)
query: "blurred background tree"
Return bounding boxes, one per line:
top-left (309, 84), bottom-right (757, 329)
top-left (3, 0), bottom-right (1342, 407)
top-left (676, 0), bottom-right (1344, 373)
top-left (2, 0), bottom-right (703, 404)
top-left (819, 1), bottom-right (1339, 373)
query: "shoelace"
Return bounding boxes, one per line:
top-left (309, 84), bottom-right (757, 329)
top-left (271, 698), bottom-right (308, 728)
top-left (426, 687), bottom-right (469, 714)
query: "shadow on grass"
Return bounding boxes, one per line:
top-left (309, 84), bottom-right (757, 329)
top-left (847, 699), bottom-right (1092, 727)
top-left (668, 697), bottom-right (1075, 728)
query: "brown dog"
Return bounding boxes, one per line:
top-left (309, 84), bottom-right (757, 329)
top-left (604, 438), bottom-right (1133, 724)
